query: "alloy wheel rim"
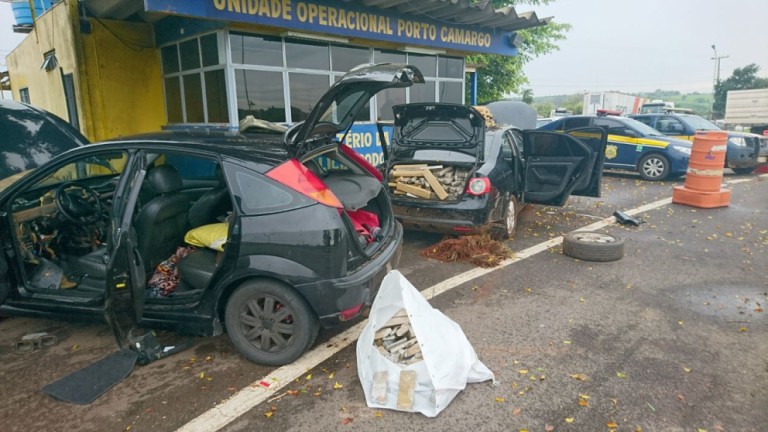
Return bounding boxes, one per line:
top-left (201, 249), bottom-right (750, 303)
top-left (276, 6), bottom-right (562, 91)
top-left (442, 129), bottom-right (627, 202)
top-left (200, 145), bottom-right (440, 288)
top-left (573, 232), bottom-right (615, 243)
top-left (642, 158), bottom-right (664, 178)
top-left (239, 295), bottom-right (295, 352)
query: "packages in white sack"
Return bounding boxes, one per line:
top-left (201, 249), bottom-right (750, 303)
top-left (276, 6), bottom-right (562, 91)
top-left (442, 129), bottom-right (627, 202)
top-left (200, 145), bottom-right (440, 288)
top-left (356, 270), bottom-right (494, 417)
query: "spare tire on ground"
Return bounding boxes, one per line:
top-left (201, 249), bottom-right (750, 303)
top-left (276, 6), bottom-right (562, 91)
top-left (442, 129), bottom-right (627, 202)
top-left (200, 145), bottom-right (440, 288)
top-left (563, 231), bottom-right (624, 262)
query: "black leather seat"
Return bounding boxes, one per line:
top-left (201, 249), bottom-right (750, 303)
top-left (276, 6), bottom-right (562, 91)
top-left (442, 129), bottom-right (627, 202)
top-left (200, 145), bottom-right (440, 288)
top-left (134, 165), bottom-right (190, 274)
top-left (188, 166), bottom-right (230, 229)
top-left (178, 249), bottom-right (218, 292)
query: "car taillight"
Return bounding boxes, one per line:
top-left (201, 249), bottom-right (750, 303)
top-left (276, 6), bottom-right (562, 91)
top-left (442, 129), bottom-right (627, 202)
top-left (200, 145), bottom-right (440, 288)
top-left (466, 177), bottom-right (491, 196)
top-left (266, 159), bottom-right (343, 208)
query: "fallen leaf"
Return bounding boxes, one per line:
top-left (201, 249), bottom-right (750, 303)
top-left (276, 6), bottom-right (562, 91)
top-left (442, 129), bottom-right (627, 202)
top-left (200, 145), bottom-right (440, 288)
top-left (578, 394), bottom-right (590, 399)
top-left (635, 427), bottom-right (643, 432)
top-left (579, 298), bottom-right (585, 303)
top-left (678, 320), bottom-right (684, 326)
top-left (199, 372), bottom-right (205, 379)
top-left (519, 429), bottom-right (528, 432)
top-left (570, 373), bottom-right (589, 381)
top-left (264, 412), bottom-right (274, 418)
top-left (328, 372), bottom-right (335, 379)
top-left (756, 307), bottom-right (764, 313)
top-left (565, 418), bottom-right (574, 423)
top-left (578, 398), bottom-right (589, 407)
top-left (341, 417), bottom-right (353, 425)
top-left (286, 390), bottom-right (300, 396)
top-left (738, 327), bottom-right (748, 332)
top-left (683, 367), bottom-right (692, 373)
top-left (607, 421), bottom-right (619, 428)
top-left (518, 369), bottom-right (529, 375)
top-left (305, 374), bottom-right (313, 380)
top-left (616, 371), bottom-right (627, 379)
top-left (697, 429), bottom-right (707, 432)
top-left (545, 425), bottom-right (554, 432)
top-left (374, 411), bottom-right (383, 418)
top-left (562, 340), bottom-right (572, 345)
top-left (512, 407), bottom-right (522, 416)
top-left (677, 394), bottom-right (685, 401)
top-left (72, 344), bottom-right (79, 351)
top-left (333, 382), bottom-right (343, 390)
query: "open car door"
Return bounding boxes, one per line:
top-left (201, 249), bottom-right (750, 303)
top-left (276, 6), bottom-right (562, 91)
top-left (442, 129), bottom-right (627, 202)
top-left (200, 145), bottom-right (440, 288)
top-left (104, 151), bottom-right (146, 349)
top-left (521, 129), bottom-right (607, 207)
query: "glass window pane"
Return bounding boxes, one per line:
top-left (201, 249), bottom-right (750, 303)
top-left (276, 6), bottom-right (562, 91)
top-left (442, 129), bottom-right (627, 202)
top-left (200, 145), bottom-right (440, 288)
top-left (235, 70), bottom-right (285, 122)
top-left (377, 88), bottom-right (405, 121)
top-left (205, 70), bottom-right (228, 123)
top-left (230, 33), bottom-right (282, 67)
top-left (161, 45), bottom-right (179, 74)
top-left (408, 54), bottom-right (436, 77)
top-left (439, 81), bottom-right (463, 104)
top-left (164, 77), bottom-right (182, 123)
top-left (285, 39), bottom-right (329, 70)
top-left (200, 33), bottom-right (219, 67)
top-left (289, 73), bottom-right (330, 122)
top-left (331, 45), bottom-right (369, 72)
top-left (180, 39), bottom-right (201, 71)
top-left (438, 56), bottom-right (463, 78)
top-left (410, 81), bottom-right (436, 103)
top-left (183, 73), bottom-right (204, 122)
top-left (332, 75), bottom-right (371, 122)
top-left (374, 49), bottom-right (405, 64)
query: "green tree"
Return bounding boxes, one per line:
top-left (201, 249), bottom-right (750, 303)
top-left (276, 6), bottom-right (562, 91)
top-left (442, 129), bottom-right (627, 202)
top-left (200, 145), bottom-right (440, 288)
top-left (713, 63), bottom-right (768, 118)
top-left (521, 88), bottom-right (534, 104)
top-left (466, 0), bottom-right (570, 104)
top-left (535, 101), bottom-right (553, 117)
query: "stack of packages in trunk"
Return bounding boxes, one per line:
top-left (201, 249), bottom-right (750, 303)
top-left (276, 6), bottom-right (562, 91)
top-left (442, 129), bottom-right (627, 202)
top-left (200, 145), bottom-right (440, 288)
top-left (388, 164), bottom-right (471, 201)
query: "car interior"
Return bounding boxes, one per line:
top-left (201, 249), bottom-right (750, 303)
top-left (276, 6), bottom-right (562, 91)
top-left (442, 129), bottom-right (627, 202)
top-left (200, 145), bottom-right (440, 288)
top-left (8, 150), bottom-right (233, 302)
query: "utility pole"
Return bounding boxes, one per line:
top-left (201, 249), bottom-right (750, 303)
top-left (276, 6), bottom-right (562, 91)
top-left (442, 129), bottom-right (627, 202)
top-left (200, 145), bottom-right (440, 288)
top-left (711, 44), bottom-right (729, 119)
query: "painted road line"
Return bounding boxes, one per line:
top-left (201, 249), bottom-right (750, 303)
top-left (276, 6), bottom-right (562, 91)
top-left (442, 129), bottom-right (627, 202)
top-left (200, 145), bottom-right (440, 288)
top-left (177, 179), bottom-right (759, 432)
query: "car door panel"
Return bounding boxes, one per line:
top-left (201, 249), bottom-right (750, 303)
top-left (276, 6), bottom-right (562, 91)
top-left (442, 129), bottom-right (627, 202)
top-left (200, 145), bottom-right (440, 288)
top-left (522, 131), bottom-right (599, 207)
top-left (567, 127), bottom-right (607, 197)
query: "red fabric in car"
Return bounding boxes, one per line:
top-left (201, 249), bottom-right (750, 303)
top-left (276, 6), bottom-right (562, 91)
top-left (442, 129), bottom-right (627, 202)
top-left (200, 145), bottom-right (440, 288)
top-left (348, 209), bottom-right (379, 244)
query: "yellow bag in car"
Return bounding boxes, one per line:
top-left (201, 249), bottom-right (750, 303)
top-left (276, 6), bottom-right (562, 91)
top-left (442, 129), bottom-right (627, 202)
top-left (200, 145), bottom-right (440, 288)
top-left (185, 223), bottom-right (228, 252)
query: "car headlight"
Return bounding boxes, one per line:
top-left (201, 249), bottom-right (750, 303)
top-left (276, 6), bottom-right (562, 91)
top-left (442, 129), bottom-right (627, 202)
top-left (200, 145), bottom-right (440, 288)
top-left (671, 145), bottom-right (691, 155)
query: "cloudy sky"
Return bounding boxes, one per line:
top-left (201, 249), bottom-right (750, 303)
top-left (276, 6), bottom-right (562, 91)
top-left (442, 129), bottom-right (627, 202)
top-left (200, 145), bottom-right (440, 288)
top-left (2, 0), bottom-right (767, 98)
top-left (524, 0), bottom-right (768, 96)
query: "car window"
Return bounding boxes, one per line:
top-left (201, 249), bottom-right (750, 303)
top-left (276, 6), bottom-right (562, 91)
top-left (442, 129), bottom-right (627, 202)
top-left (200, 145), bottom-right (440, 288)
top-left (163, 153), bottom-right (218, 180)
top-left (594, 118), bottom-right (636, 137)
top-left (632, 116), bottom-right (654, 128)
top-left (656, 116), bottom-right (685, 134)
top-left (563, 117), bottom-right (591, 130)
top-left (33, 151), bottom-right (127, 188)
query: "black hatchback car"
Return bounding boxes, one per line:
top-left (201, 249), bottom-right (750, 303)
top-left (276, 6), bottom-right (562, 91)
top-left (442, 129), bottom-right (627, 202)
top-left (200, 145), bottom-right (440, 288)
top-left (383, 103), bottom-right (608, 238)
top-left (0, 64), bottom-right (422, 366)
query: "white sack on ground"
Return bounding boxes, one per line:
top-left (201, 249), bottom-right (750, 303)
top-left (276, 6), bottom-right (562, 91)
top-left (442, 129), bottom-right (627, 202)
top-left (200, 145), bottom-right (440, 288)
top-left (356, 270), bottom-right (494, 417)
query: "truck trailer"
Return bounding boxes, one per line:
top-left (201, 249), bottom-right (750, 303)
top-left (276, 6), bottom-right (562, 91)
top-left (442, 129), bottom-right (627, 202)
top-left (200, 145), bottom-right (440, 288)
top-left (724, 88), bottom-right (768, 135)
top-left (582, 92), bottom-right (649, 116)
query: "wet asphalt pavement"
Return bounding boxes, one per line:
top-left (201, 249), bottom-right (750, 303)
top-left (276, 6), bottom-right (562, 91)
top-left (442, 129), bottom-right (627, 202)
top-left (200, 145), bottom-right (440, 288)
top-left (1, 171), bottom-right (766, 432)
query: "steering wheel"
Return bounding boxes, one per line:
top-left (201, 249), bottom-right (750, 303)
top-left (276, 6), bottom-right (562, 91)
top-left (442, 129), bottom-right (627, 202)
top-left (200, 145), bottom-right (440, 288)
top-left (55, 182), bottom-right (103, 225)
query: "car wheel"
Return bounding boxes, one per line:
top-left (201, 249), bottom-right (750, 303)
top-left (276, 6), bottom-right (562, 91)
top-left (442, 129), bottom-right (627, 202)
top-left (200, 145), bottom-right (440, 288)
top-left (563, 231), bottom-right (624, 262)
top-left (732, 167), bottom-right (755, 175)
top-left (491, 196), bottom-right (518, 240)
top-left (638, 153), bottom-right (670, 181)
top-left (225, 279), bottom-right (319, 366)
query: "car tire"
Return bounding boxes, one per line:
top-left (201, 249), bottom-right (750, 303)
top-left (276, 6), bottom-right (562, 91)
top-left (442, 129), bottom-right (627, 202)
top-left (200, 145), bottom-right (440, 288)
top-left (491, 196), bottom-right (518, 239)
top-left (638, 153), bottom-right (670, 181)
top-left (732, 167), bottom-right (755, 175)
top-left (563, 231), bottom-right (624, 262)
top-left (225, 279), bottom-right (319, 366)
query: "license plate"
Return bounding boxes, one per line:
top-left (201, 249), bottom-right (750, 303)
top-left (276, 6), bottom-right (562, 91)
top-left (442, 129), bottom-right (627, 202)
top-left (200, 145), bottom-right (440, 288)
top-left (759, 156), bottom-right (767, 163)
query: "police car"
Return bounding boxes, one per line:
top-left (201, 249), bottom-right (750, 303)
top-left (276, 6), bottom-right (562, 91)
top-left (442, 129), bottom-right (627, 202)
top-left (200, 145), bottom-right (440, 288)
top-left (538, 113), bottom-right (692, 181)
top-left (630, 113), bottom-right (762, 174)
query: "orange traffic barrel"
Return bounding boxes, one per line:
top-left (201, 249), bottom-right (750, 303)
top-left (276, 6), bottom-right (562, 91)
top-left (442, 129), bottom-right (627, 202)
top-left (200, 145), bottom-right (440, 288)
top-left (672, 131), bottom-right (731, 208)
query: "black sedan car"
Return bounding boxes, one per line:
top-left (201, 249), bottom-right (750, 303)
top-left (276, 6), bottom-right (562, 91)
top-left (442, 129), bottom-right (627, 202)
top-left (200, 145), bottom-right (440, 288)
top-left (383, 103), bottom-right (607, 238)
top-left (0, 63), bottom-right (421, 366)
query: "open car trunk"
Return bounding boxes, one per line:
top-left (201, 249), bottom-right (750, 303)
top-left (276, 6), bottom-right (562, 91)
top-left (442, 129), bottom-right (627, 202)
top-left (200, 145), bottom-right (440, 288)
top-left (302, 145), bottom-right (394, 271)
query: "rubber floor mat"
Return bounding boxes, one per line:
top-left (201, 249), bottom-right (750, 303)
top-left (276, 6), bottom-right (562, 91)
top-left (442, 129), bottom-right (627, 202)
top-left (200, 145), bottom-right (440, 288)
top-left (42, 350), bottom-right (138, 405)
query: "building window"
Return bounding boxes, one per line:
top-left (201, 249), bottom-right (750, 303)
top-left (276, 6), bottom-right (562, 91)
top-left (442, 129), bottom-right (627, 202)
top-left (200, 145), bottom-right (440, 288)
top-left (161, 32), bottom-right (227, 123)
top-left (19, 88), bottom-right (30, 104)
top-left (162, 31), bottom-right (465, 126)
top-left (62, 73), bottom-right (79, 130)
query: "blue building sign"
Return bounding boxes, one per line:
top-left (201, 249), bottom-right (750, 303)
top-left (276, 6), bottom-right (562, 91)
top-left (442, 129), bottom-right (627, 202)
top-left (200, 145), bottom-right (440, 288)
top-left (336, 123), bottom-right (391, 168)
top-left (145, 0), bottom-right (518, 55)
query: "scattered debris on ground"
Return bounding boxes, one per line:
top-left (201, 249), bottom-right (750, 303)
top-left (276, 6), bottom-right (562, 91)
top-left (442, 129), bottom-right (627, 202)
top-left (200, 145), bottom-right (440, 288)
top-left (420, 234), bottom-right (512, 267)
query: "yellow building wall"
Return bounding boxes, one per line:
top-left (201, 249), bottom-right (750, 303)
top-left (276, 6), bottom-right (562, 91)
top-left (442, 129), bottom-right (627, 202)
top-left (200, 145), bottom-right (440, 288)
top-left (6, 2), bottom-right (79, 125)
top-left (6, 1), bottom-right (166, 142)
top-left (80, 18), bottom-right (166, 141)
